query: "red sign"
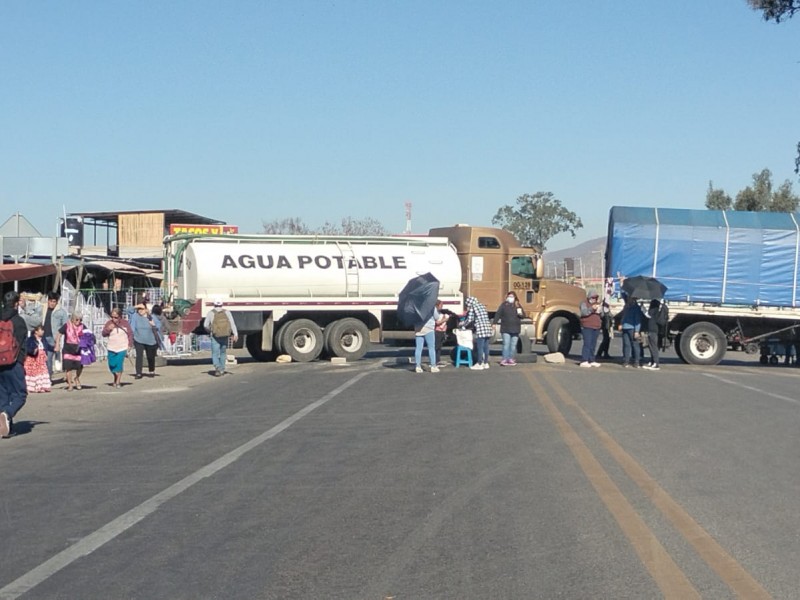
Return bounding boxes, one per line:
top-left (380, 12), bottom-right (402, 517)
top-left (169, 224), bottom-right (239, 235)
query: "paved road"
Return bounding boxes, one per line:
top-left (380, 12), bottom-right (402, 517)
top-left (0, 345), bottom-right (798, 599)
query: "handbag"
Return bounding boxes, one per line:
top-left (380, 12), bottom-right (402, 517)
top-left (455, 328), bottom-right (474, 348)
top-left (62, 342), bottom-right (80, 355)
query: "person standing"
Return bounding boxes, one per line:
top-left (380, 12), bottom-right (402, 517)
top-left (18, 293), bottom-right (42, 330)
top-left (642, 299), bottom-right (662, 370)
top-left (102, 308), bottom-right (134, 388)
top-left (579, 291), bottom-right (603, 367)
top-left (24, 325), bottom-right (51, 393)
top-left (412, 309), bottom-right (439, 373)
top-left (493, 291), bottom-right (523, 366)
top-left (203, 299), bottom-right (238, 376)
top-left (597, 296), bottom-right (613, 359)
top-left (463, 296), bottom-right (492, 370)
top-left (58, 312), bottom-right (85, 390)
top-left (127, 304), bottom-right (159, 379)
top-left (42, 292), bottom-right (68, 379)
top-left (618, 295), bottom-right (643, 368)
top-left (0, 291), bottom-right (28, 438)
top-left (433, 300), bottom-right (450, 367)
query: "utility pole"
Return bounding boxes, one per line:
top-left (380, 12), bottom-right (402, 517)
top-left (404, 202), bottom-right (412, 234)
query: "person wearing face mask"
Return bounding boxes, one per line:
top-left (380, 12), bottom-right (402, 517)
top-left (579, 291), bottom-right (603, 368)
top-left (493, 291), bottom-right (524, 366)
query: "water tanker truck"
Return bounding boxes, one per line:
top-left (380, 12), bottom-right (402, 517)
top-left (163, 225), bottom-right (588, 362)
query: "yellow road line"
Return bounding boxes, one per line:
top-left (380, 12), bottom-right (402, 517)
top-left (524, 371), bottom-right (700, 599)
top-left (542, 371), bottom-right (771, 600)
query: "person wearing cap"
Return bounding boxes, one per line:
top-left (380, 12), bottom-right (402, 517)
top-left (578, 291), bottom-right (602, 368)
top-left (0, 291), bottom-right (28, 438)
top-left (203, 298), bottom-right (238, 377)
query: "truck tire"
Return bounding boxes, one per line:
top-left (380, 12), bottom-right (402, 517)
top-left (324, 318), bottom-right (370, 361)
top-left (245, 332), bottom-right (275, 362)
top-left (278, 319), bottom-right (324, 363)
top-left (546, 316), bottom-right (572, 355)
top-left (679, 322), bottom-right (726, 365)
top-left (674, 335), bottom-right (687, 363)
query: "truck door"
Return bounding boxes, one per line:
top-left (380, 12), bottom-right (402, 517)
top-left (508, 255), bottom-right (540, 315)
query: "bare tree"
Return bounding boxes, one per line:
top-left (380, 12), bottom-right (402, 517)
top-left (263, 216), bottom-right (387, 235)
top-left (261, 217), bottom-right (311, 234)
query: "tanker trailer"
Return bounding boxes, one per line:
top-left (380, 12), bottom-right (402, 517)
top-left (163, 233), bottom-right (464, 362)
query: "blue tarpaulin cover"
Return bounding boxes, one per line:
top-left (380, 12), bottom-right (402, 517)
top-left (606, 206), bottom-right (800, 306)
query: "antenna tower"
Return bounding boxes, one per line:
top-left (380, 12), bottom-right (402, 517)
top-left (404, 202), bottom-right (412, 234)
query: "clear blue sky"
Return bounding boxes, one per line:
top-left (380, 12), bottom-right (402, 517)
top-left (2, 1), bottom-right (798, 251)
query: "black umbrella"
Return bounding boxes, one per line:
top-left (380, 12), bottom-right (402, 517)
top-left (397, 272), bottom-right (440, 327)
top-left (621, 275), bottom-right (667, 300)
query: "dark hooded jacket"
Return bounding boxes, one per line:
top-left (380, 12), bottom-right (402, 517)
top-left (0, 306), bottom-right (28, 366)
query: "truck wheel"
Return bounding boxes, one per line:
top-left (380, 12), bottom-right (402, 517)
top-left (546, 316), bottom-right (572, 355)
top-left (679, 322), bottom-right (726, 365)
top-left (674, 335), bottom-right (687, 363)
top-left (245, 332), bottom-right (275, 362)
top-left (278, 319), bottom-right (324, 363)
top-left (324, 318), bottom-right (370, 361)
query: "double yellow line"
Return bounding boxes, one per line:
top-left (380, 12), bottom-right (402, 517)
top-left (525, 370), bottom-right (770, 599)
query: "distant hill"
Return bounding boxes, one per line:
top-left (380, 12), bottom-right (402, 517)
top-left (543, 236), bottom-right (606, 280)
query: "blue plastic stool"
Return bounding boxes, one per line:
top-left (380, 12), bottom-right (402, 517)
top-left (455, 346), bottom-right (473, 368)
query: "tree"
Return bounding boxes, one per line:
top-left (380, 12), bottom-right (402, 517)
top-left (734, 168), bottom-right (773, 211)
top-left (262, 216), bottom-right (387, 235)
top-left (491, 192), bottom-right (583, 250)
top-left (705, 181), bottom-right (732, 210)
top-left (771, 180), bottom-right (800, 211)
top-left (748, 0), bottom-right (800, 174)
top-left (319, 217), bottom-right (388, 236)
top-left (706, 168), bottom-right (800, 212)
top-left (748, 0), bottom-right (800, 23)
top-left (262, 217), bottom-right (311, 234)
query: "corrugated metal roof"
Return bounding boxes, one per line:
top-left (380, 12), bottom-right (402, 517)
top-left (71, 209), bottom-right (224, 225)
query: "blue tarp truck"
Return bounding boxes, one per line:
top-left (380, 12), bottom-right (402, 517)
top-left (606, 206), bottom-right (800, 365)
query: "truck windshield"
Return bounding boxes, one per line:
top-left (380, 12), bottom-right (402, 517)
top-left (510, 256), bottom-right (535, 277)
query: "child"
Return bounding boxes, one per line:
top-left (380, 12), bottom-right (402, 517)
top-left (24, 325), bottom-right (51, 393)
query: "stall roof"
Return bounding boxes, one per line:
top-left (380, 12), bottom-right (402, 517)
top-left (70, 209), bottom-right (225, 225)
top-left (0, 262), bottom-right (57, 283)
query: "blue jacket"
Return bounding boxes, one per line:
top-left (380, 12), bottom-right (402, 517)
top-left (126, 307), bottom-right (159, 345)
top-left (620, 301), bottom-right (643, 332)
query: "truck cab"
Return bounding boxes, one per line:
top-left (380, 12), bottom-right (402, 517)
top-left (429, 225), bottom-right (586, 353)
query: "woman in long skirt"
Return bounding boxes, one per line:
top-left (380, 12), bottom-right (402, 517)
top-left (24, 326), bottom-right (51, 393)
top-left (102, 308), bottom-right (134, 388)
top-left (58, 312), bottom-right (85, 391)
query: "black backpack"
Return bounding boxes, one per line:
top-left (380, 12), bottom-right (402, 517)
top-left (655, 303), bottom-right (669, 333)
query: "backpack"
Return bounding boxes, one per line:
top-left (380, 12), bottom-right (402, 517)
top-left (209, 310), bottom-right (232, 337)
top-left (655, 303), bottom-right (669, 332)
top-left (0, 319), bottom-right (20, 366)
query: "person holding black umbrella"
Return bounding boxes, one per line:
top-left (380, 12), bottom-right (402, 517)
top-left (618, 294), bottom-right (643, 368)
top-left (642, 299), bottom-right (662, 370)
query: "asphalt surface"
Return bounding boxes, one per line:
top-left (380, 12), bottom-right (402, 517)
top-left (0, 343), bottom-right (798, 599)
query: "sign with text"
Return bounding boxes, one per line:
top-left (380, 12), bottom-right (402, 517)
top-left (169, 224), bottom-right (239, 235)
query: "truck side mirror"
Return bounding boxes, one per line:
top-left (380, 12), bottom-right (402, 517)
top-left (535, 257), bottom-right (544, 279)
